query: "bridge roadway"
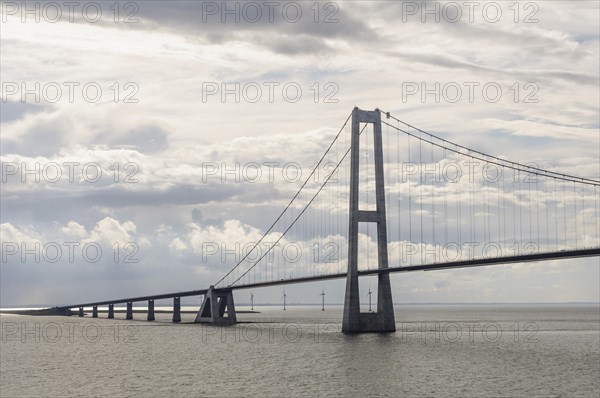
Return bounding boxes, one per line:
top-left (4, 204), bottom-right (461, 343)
top-left (59, 247), bottom-right (600, 310)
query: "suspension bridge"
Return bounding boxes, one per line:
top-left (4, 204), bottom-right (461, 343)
top-left (55, 107), bottom-right (600, 333)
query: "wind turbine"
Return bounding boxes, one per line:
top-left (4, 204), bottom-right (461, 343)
top-left (282, 289), bottom-right (287, 311)
top-left (367, 287), bottom-right (373, 312)
top-left (320, 289), bottom-right (325, 311)
top-left (250, 292), bottom-right (254, 311)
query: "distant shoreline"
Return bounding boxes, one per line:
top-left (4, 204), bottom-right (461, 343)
top-left (2, 302), bottom-right (599, 312)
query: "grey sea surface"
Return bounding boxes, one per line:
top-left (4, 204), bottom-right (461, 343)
top-left (1, 304), bottom-right (599, 397)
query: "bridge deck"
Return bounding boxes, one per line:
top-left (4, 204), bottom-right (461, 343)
top-left (58, 248), bottom-right (599, 310)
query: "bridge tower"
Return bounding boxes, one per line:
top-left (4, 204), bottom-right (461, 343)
top-left (342, 108), bottom-right (396, 333)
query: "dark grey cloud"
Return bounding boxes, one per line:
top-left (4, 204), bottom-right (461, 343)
top-left (0, 174), bottom-right (289, 234)
top-left (254, 33), bottom-right (334, 55)
top-left (134, 1), bottom-right (377, 41)
top-left (391, 51), bottom-right (599, 86)
top-left (1, 183), bottom-right (244, 224)
top-left (0, 101), bottom-right (45, 123)
top-left (19, 0), bottom-right (379, 55)
top-left (1, 117), bottom-right (69, 156)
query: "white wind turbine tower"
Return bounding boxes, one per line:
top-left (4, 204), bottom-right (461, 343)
top-left (282, 289), bottom-right (287, 311)
top-left (320, 289), bottom-right (325, 311)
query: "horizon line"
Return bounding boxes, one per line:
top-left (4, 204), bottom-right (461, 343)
top-left (2, 301), bottom-right (599, 309)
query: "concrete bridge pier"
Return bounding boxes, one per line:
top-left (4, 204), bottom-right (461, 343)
top-left (195, 286), bottom-right (236, 325)
top-left (92, 306), bottom-right (98, 318)
top-left (126, 302), bottom-right (133, 320)
top-left (147, 300), bottom-right (155, 321)
top-left (172, 297), bottom-right (181, 323)
top-left (78, 307), bottom-right (84, 317)
top-left (108, 304), bottom-right (114, 319)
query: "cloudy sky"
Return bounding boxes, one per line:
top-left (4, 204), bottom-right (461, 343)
top-left (1, 1), bottom-right (599, 307)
